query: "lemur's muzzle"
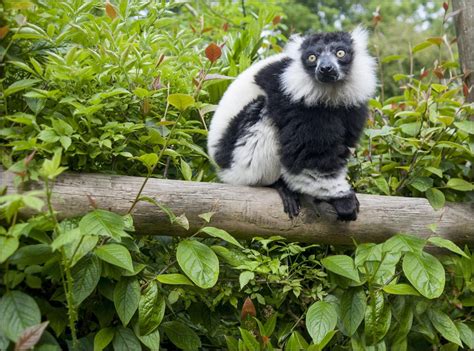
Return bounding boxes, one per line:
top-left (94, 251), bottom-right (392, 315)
top-left (316, 57), bottom-right (339, 82)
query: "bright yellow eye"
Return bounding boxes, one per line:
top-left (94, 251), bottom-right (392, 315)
top-left (336, 50), bottom-right (346, 58)
top-left (307, 54), bottom-right (317, 62)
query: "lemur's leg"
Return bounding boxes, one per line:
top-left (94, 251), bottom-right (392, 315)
top-left (282, 167), bottom-right (359, 221)
top-left (271, 178), bottom-right (300, 219)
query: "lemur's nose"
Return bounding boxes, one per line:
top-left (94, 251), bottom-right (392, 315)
top-left (319, 64), bottom-right (335, 73)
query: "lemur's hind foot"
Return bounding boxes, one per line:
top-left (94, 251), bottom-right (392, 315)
top-left (271, 179), bottom-right (301, 219)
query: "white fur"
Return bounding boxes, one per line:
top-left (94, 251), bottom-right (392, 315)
top-left (207, 54), bottom-right (287, 160)
top-left (282, 168), bottom-right (352, 199)
top-left (218, 116), bottom-right (281, 186)
top-left (281, 26), bottom-right (377, 107)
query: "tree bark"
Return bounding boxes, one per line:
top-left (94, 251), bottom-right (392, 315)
top-left (1, 169), bottom-right (473, 245)
top-left (452, 0), bottom-right (474, 104)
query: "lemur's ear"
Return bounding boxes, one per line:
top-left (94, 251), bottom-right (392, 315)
top-left (284, 34), bottom-right (304, 59)
top-left (351, 26), bottom-right (369, 51)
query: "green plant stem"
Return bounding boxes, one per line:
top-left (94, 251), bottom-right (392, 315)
top-left (44, 178), bottom-right (78, 348)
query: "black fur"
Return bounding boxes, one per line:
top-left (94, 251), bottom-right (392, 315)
top-left (213, 96), bottom-right (266, 169)
top-left (271, 178), bottom-right (301, 219)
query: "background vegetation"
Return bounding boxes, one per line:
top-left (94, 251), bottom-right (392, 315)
top-left (0, 0), bottom-right (473, 350)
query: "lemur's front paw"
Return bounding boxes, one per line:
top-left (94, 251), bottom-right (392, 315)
top-left (271, 179), bottom-right (301, 219)
top-left (328, 191), bottom-right (359, 221)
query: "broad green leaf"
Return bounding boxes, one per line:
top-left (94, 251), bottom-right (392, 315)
top-left (199, 227), bottom-right (243, 248)
top-left (138, 281), bottom-right (165, 336)
top-left (95, 244), bottom-right (134, 272)
top-left (409, 177), bottom-right (433, 192)
top-left (0, 291), bottom-right (41, 341)
top-left (412, 41), bottom-right (434, 53)
top-left (428, 237), bottom-right (469, 258)
top-left (239, 328), bottom-right (259, 350)
top-left (4, 79), bottom-right (41, 97)
top-left (321, 255), bottom-right (360, 282)
top-left (180, 159), bottom-right (192, 180)
top-left (239, 271), bottom-right (254, 290)
top-left (355, 243), bottom-right (382, 266)
top-left (167, 93), bottom-right (195, 111)
top-left (94, 328), bottom-right (114, 351)
top-left (305, 301), bottom-right (337, 344)
top-left (40, 149), bottom-right (67, 179)
top-left (425, 167), bottom-right (443, 178)
top-left (402, 251), bottom-right (445, 299)
top-left (136, 153), bottom-right (158, 171)
top-left (112, 327), bottom-right (141, 351)
top-left (285, 331), bottom-right (309, 351)
top-left (372, 252), bottom-right (401, 285)
top-left (382, 283), bottom-right (420, 296)
top-left (114, 277), bottom-right (140, 326)
top-left (446, 178), bottom-right (474, 191)
top-left (382, 234), bottom-right (425, 253)
top-left (425, 188), bottom-right (445, 209)
top-left (79, 209), bottom-right (128, 240)
top-left (9, 244), bottom-right (52, 266)
top-left (72, 255), bottom-right (102, 305)
top-left (455, 321), bottom-right (474, 349)
top-left (365, 291), bottom-right (391, 345)
top-left (0, 236), bottom-right (19, 263)
top-left (51, 227), bottom-right (81, 251)
top-left (373, 176), bottom-right (390, 195)
top-left (133, 322), bottom-right (160, 350)
top-left (162, 321), bottom-right (201, 351)
top-left (315, 330), bottom-right (337, 350)
top-left (340, 288), bottom-right (366, 336)
top-left (381, 55), bottom-right (404, 63)
top-left (198, 212), bottom-right (215, 223)
top-left (177, 240), bottom-right (219, 289)
top-left (156, 273), bottom-right (194, 286)
top-left (428, 309), bottom-right (462, 346)
top-left (65, 235), bottom-right (98, 267)
top-left (454, 120), bottom-right (474, 134)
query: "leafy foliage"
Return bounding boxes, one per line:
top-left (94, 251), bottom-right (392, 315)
top-left (0, 0), bottom-right (473, 350)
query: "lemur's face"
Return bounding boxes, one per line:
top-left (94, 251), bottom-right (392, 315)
top-left (300, 32), bottom-right (354, 83)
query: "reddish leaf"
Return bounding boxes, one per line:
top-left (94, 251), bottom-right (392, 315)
top-left (433, 67), bottom-right (444, 79)
top-left (272, 15), bottom-right (281, 25)
top-left (105, 0), bottom-right (118, 19)
top-left (15, 322), bottom-right (49, 351)
top-left (24, 150), bottom-right (36, 166)
top-left (241, 297), bottom-right (256, 321)
top-left (205, 43), bottom-right (222, 63)
top-left (202, 27), bottom-right (213, 34)
top-left (222, 22), bottom-right (229, 32)
top-left (0, 25), bottom-right (9, 39)
top-left (151, 75), bottom-right (162, 90)
top-left (156, 53), bottom-right (165, 67)
top-left (190, 24), bottom-right (196, 33)
top-left (86, 194), bottom-right (97, 209)
top-left (463, 82), bottom-right (470, 98)
top-left (420, 68), bottom-right (429, 79)
top-left (443, 2), bottom-right (449, 11)
top-left (261, 335), bottom-right (270, 345)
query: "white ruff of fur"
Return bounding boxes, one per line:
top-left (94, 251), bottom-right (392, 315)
top-left (281, 26), bottom-right (377, 107)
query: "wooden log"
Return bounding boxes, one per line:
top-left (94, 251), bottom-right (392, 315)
top-left (1, 169), bottom-right (473, 245)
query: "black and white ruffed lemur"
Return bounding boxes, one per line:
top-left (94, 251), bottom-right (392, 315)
top-left (207, 27), bottom-right (377, 221)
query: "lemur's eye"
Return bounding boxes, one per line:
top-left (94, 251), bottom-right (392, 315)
top-left (307, 54), bottom-right (317, 62)
top-left (336, 50), bottom-right (346, 58)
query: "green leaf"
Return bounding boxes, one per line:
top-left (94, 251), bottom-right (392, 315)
top-left (402, 251), bottom-right (445, 299)
top-left (413, 41), bottom-right (434, 53)
top-left (305, 301), bottom-right (337, 345)
top-left (239, 328), bottom-right (259, 350)
top-left (114, 277), bottom-right (140, 326)
top-left (199, 227), bottom-right (243, 248)
top-left (156, 273), bottom-right (194, 286)
top-left (4, 79), bottom-right (41, 97)
top-left (373, 176), bottom-right (390, 195)
top-left (133, 322), bottom-right (160, 350)
top-left (285, 331), bottom-right (309, 351)
top-left (95, 244), bottom-right (134, 272)
top-left (239, 271), bottom-right (255, 290)
top-left (410, 177), bottom-right (433, 192)
top-left (425, 188), bottom-right (445, 209)
top-left (382, 234), bottom-right (425, 253)
top-left (162, 321), bottom-right (201, 351)
top-left (94, 328), bottom-right (114, 351)
top-left (0, 291), bottom-right (41, 342)
top-left (455, 321), bottom-right (474, 349)
top-left (72, 255), bottom-right (102, 306)
top-left (14, 321), bottom-right (49, 351)
top-left (180, 159), bottom-right (192, 180)
top-left (0, 236), bottom-right (19, 263)
top-left (315, 330), bottom-right (337, 350)
top-left (428, 237), bottom-right (469, 258)
top-left (381, 55), bottom-right (404, 63)
top-left (428, 309), bottom-right (462, 346)
top-left (138, 281), bottom-right (165, 336)
top-left (51, 227), bottom-right (81, 251)
top-left (136, 153), bottom-right (158, 171)
top-left (340, 288), bottom-right (366, 336)
top-left (364, 291), bottom-right (391, 345)
top-left (321, 255), bottom-right (360, 282)
top-left (382, 283), bottom-right (420, 296)
top-left (167, 93), bottom-right (195, 111)
top-left (454, 120), bottom-right (474, 134)
top-left (446, 178), bottom-right (474, 191)
top-left (425, 167), bottom-right (443, 178)
top-left (40, 149), bottom-right (67, 179)
top-left (79, 209), bottom-right (128, 240)
top-left (112, 327), bottom-right (142, 351)
top-left (177, 240), bottom-right (219, 289)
